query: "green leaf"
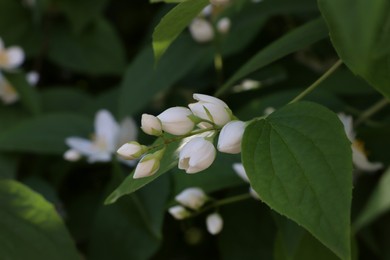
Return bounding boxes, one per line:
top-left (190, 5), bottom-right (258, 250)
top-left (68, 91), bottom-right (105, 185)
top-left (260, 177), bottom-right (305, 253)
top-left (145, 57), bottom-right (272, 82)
top-left (0, 114), bottom-right (92, 154)
top-left (241, 102), bottom-right (352, 260)
top-left (3, 71), bottom-right (41, 116)
top-left (318, 0), bottom-right (390, 100)
top-left (0, 179), bottom-right (80, 260)
top-left (0, 154), bottom-right (18, 179)
top-left (152, 0), bottom-right (209, 62)
top-left (105, 137), bottom-right (179, 204)
top-left (150, 0), bottom-right (184, 3)
top-left (215, 17), bottom-right (328, 96)
top-left (40, 87), bottom-right (91, 113)
top-left (354, 168), bottom-right (390, 231)
top-left (48, 19), bottom-right (126, 75)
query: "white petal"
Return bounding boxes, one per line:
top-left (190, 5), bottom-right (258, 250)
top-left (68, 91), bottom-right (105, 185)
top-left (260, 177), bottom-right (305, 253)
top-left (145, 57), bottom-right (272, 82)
top-left (63, 149), bottom-right (82, 162)
top-left (193, 93), bottom-right (228, 107)
top-left (232, 163), bottom-right (249, 183)
top-left (169, 205), bottom-right (191, 220)
top-left (4, 47), bottom-right (25, 69)
top-left (338, 113), bottom-right (355, 142)
top-left (352, 146), bottom-right (383, 172)
top-left (189, 18), bottom-right (214, 43)
top-left (118, 117), bottom-right (138, 146)
top-left (26, 71), bottom-right (39, 86)
top-left (175, 187), bottom-right (208, 210)
top-left (65, 137), bottom-right (97, 156)
top-left (217, 120), bottom-right (245, 154)
top-left (95, 110), bottom-right (120, 152)
top-left (206, 213), bottom-right (223, 235)
top-left (87, 152), bottom-right (112, 163)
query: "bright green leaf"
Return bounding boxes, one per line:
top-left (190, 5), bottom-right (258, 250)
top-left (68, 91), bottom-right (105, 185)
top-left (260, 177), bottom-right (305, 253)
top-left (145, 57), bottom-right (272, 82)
top-left (318, 0), bottom-right (390, 100)
top-left (216, 17), bottom-right (328, 96)
top-left (242, 102), bottom-right (352, 260)
top-left (0, 179), bottom-right (80, 260)
top-left (152, 0), bottom-right (209, 62)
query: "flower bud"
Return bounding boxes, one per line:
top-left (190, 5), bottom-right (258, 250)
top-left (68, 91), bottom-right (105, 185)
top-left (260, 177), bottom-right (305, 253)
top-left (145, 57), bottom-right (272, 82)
top-left (133, 148), bottom-right (165, 179)
top-left (217, 18), bottom-right (231, 34)
top-left (206, 213), bottom-right (223, 235)
top-left (26, 71), bottom-right (39, 86)
top-left (117, 141), bottom-right (147, 160)
top-left (188, 93), bottom-right (232, 127)
top-left (179, 137), bottom-right (216, 174)
top-left (157, 107), bottom-right (195, 135)
top-left (168, 205), bottom-right (191, 220)
top-left (175, 187), bottom-right (208, 210)
top-left (141, 114), bottom-right (162, 136)
top-left (264, 107), bottom-right (275, 116)
top-left (217, 120), bottom-right (246, 154)
top-left (189, 18), bottom-right (214, 43)
top-left (63, 149), bottom-right (82, 162)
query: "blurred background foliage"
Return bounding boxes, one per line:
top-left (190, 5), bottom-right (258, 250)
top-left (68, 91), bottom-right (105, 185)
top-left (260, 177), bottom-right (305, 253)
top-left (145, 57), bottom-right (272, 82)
top-left (0, 0), bottom-right (389, 259)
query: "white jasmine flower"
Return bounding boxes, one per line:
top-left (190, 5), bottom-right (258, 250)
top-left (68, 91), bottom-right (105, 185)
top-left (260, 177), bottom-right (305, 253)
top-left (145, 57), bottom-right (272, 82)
top-left (0, 38), bottom-right (25, 70)
top-left (189, 18), bottom-right (214, 43)
top-left (157, 106), bottom-right (195, 135)
top-left (65, 109), bottom-right (138, 164)
top-left (63, 149), bottom-right (82, 162)
top-left (338, 113), bottom-right (383, 172)
top-left (117, 141), bottom-right (147, 160)
top-left (141, 114), bottom-right (162, 136)
top-left (233, 163), bottom-right (261, 200)
top-left (178, 137), bottom-right (216, 174)
top-left (217, 120), bottom-right (246, 154)
top-left (168, 205), bottom-right (191, 220)
top-left (217, 18), bottom-right (231, 34)
top-left (189, 93), bottom-right (233, 127)
top-left (206, 213), bottom-right (223, 235)
top-left (133, 148), bottom-right (165, 179)
top-left (175, 187), bottom-right (208, 210)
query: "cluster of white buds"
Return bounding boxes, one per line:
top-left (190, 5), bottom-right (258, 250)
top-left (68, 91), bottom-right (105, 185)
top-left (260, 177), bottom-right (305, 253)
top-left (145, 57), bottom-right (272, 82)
top-left (117, 93), bottom-right (248, 179)
top-left (168, 187), bottom-right (223, 235)
top-left (189, 4), bottom-right (231, 44)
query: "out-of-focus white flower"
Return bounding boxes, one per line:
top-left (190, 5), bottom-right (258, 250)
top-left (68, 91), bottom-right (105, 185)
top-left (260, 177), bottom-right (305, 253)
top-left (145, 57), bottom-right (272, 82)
top-left (65, 110), bottom-right (138, 164)
top-left (26, 71), bottom-right (39, 86)
top-left (338, 113), bottom-right (383, 172)
top-left (0, 38), bottom-right (24, 70)
top-left (63, 149), bottom-right (82, 162)
top-left (117, 141), bottom-right (147, 160)
top-left (179, 137), bottom-right (216, 174)
top-left (141, 114), bottom-right (162, 136)
top-left (233, 163), bottom-right (261, 200)
top-left (189, 93), bottom-right (232, 127)
top-left (233, 79), bottom-right (261, 93)
top-left (175, 187), bottom-right (208, 210)
top-left (0, 72), bottom-right (18, 104)
top-left (169, 205), bottom-right (191, 220)
top-left (189, 18), bottom-right (214, 43)
top-left (217, 18), bottom-right (231, 34)
top-left (201, 5), bottom-right (213, 17)
top-left (264, 107), bottom-right (275, 116)
top-left (157, 107), bottom-right (195, 135)
top-left (210, 0), bottom-right (230, 6)
top-left (133, 148), bottom-right (164, 179)
top-left (206, 213), bottom-right (223, 235)
top-left (217, 120), bottom-right (246, 154)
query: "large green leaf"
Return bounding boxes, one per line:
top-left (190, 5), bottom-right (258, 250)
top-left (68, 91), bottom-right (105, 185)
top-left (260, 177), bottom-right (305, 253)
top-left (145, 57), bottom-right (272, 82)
top-left (354, 168), bottom-right (390, 231)
top-left (152, 0), bottom-right (209, 62)
top-left (318, 0), bottom-right (390, 100)
top-left (241, 102), bottom-right (352, 260)
top-left (48, 19), bottom-right (126, 75)
top-left (0, 179), bottom-right (80, 260)
top-left (0, 114), bottom-right (91, 154)
top-left (215, 17), bottom-right (328, 96)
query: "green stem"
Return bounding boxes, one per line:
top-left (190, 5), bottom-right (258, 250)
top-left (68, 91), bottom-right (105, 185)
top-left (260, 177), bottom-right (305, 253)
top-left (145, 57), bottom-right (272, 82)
top-left (289, 59), bottom-right (343, 104)
top-left (191, 193), bottom-right (252, 218)
top-left (354, 97), bottom-right (389, 127)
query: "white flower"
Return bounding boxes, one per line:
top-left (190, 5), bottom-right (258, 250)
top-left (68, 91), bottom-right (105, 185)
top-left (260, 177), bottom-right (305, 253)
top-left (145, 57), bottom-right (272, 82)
top-left (117, 141), bottom-right (147, 160)
top-left (26, 71), bottom-right (39, 85)
top-left (65, 109), bottom-right (138, 164)
top-left (178, 137), bottom-right (216, 174)
top-left (338, 113), bottom-right (383, 172)
top-left (188, 93), bottom-right (232, 127)
top-left (189, 18), bottom-right (214, 43)
top-left (217, 18), bottom-right (231, 34)
top-left (201, 4), bottom-right (213, 17)
top-left (0, 72), bottom-right (18, 104)
top-left (157, 106), bottom-right (195, 135)
top-left (141, 114), bottom-right (162, 136)
top-left (217, 120), bottom-right (246, 154)
top-left (168, 205), bottom-right (191, 220)
top-left (0, 38), bottom-right (24, 70)
top-left (210, 0), bottom-right (230, 6)
top-left (233, 163), bottom-right (261, 200)
top-left (63, 149), bottom-right (82, 162)
top-left (175, 187), bottom-right (208, 210)
top-left (206, 213), bottom-right (223, 235)
top-left (133, 148), bottom-right (164, 179)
